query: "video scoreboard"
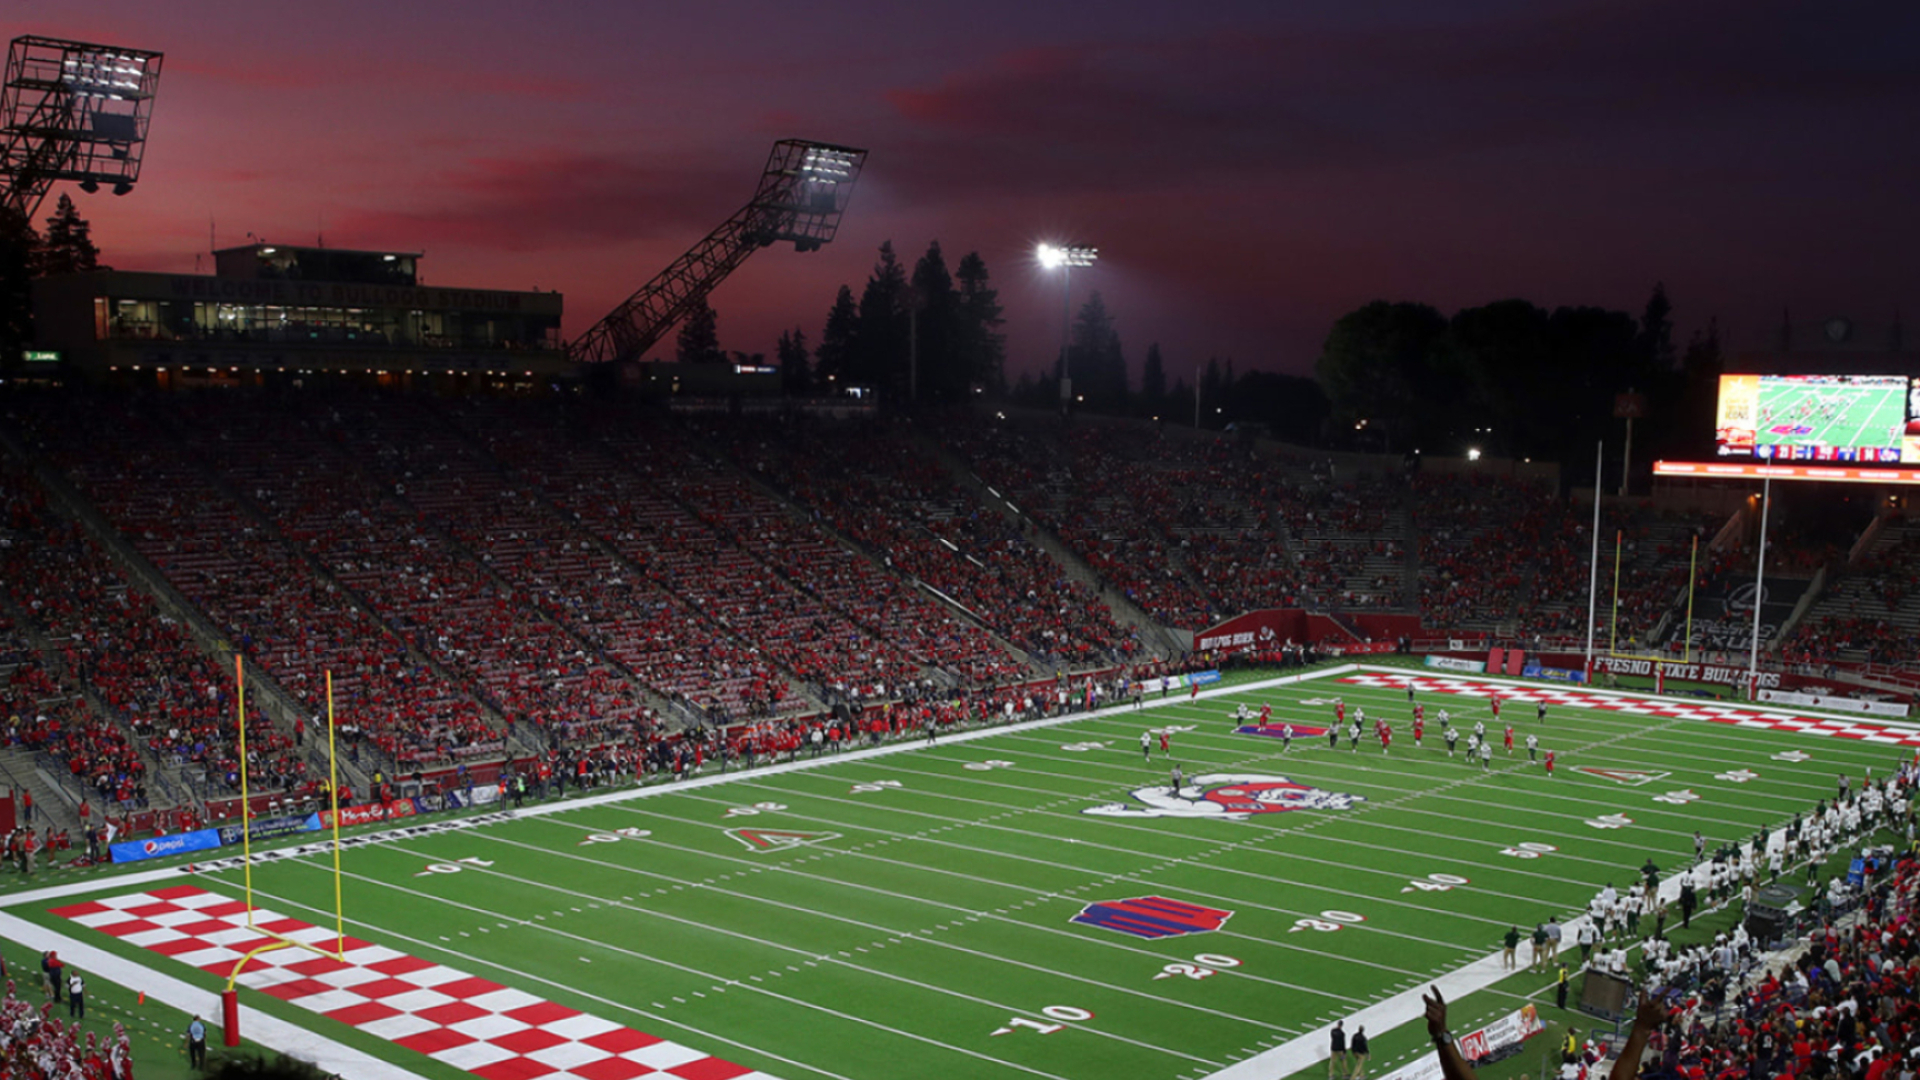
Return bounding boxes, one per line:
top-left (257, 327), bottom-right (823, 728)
top-left (1715, 373), bottom-right (1920, 463)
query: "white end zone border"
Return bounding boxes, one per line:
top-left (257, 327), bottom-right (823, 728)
top-left (1348, 662), bottom-right (1920, 740)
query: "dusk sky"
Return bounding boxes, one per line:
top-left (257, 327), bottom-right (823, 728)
top-left (19, 0), bottom-right (1920, 378)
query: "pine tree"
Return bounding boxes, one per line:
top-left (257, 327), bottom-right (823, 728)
top-left (777, 327), bottom-right (811, 394)
top-left (1140, 343), bottom-right (1167, 407)
top-left (1638, 282), bottom-right (1674, 370)
top-left (675, 296), bottom-right (724, 364)
top-left (909, 241), bottom-right (961, 403)
top-left (0, 207), bottom-right (38, 365)
top-left (815, 285), bottom-right (859, 388)
top-left (37, 194), bottom-right (102, 275)
top-left (855, 241), bottom-right (909, 396)
top-left (954, 252), bottom-right (1006, 394)
top-left (1070, 291), bottom-right (1126, 409)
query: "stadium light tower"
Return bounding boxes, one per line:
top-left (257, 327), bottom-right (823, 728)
top-left (568, 139), bottom-right (867, 366)
top-left (1, 35), bottom-right (164, 222)
top-left (1037, 242), bottom-right (1096, 408)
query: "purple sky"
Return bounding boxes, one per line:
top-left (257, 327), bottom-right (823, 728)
top-left (21, 0), bottom-right (1920, 377)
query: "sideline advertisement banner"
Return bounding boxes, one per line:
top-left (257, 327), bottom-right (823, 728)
top-left (1379, 1003), bottom-right (1544, 1080)
top-left (1425, 655), bottom-right (1487, 674)
top-left (1326, 642), bottom-right (1396, 656)
top-left (306, 798), bottom-right (420, 830)
top-left (1758, 688), bottom-right (1909, 718)
top-left (1144, 671), bottom-right (1223, 694)
top-left (216, 813), bottom-right (317, 846)
top-left (110, 828), bottom-right (223, 864)
top-left (1522, 664), bottom-right (1587, 684)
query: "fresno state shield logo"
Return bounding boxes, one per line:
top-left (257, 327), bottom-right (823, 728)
top-left (1085, 773), bottom-right (1365, 820)
top-left (1071, 896), bottom-right (1233, 939)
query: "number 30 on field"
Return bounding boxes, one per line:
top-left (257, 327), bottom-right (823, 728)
top-left (1291, 910), bottom-right (1366, 933)
top-left (1153, 954), bottom-right (1242, 981)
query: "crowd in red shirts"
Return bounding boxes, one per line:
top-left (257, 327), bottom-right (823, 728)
top-left (1414, 473), bottom-right (1559, 630)
top-left (711, 414), bottom-right (1144, 666)
top-left (22, 395), bottom-right (496, 772)
top-left (1663, 855), bottom-right (1920, 1080)
top-left (0, 979), bottom-right (133, 1080)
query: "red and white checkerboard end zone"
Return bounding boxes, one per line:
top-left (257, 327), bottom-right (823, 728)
top-left (1340, 672), bottom-right (1920, 747)
top-left (53, 885), bottom-right (778, 1080)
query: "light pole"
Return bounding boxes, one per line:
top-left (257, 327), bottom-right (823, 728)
top-left (1037, 243), bottom-right (1097, 409)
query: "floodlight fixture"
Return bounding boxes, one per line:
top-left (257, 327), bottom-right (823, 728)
top-left (1, 34), bottom-right (164, 221)
top-left (1036, 242), bottom-right (1097, 270)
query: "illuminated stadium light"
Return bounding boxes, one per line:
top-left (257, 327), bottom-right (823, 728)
top-left (1036, 242), bottom-right (1097, 270)
top-left (2, 35), bottom-right (164, 220)
top-left (1467, 447), bottom-right (1483, 462)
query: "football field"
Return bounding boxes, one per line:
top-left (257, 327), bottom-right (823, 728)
top-left (1755, 378), bottom-right (1906, 454)
top-left (8, 665), bottom-right (1917, 1080)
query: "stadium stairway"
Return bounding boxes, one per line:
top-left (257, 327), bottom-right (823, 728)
top-left (146, 399), bottom-right (513, 757)
top-left (909, 426), bottom-right (1182, 659)
top-left (0, 746), bottom-right (81, 836)
top-left (1, 417), bottom-right (397, 804)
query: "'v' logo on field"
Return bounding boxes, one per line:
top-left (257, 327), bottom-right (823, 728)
top-left (727, 828), bottom-right (841, 852)
top-left (1573, 767), bottom-right (1668, 786)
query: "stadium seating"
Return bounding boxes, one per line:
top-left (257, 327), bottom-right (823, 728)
top-left (701, 413), bottom-right (1144, 666)
top-left (20, 395), bottom-right (489, 772)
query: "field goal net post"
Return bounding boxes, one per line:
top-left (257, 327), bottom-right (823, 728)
top-left (220, 657), bottom-right (348, 1045)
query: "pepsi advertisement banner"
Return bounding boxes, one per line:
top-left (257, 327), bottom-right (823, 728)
top-left (217, 813), bottom-right (317, 846)
top-left (110, 828), bottom-right (223, 864)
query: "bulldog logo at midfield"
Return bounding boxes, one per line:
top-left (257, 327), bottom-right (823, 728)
top-left (1086, 773), bottom-right (1366, 820)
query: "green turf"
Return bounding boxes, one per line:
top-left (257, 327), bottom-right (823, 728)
top-left (9, 665), bottom-right (1913, 1080)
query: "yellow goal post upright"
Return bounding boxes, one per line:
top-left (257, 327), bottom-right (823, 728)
top-left (219, 657), bottom-right (348, 1045)
top-left (1606, 530), bottom-right (1700, 666)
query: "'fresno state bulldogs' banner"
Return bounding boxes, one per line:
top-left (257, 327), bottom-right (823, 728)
top-left (1085, 774), bottom-right (1365, 819)
top-left (109, 827), bottom-right (223, 864)
top-left (1591, 655), bottom-right (1782, 690)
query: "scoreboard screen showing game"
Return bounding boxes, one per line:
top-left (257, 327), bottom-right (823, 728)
top-left (1714, 374), bottom-right (1920, 463)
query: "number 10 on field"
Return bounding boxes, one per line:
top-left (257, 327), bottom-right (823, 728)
top-left (991, 1005), bottom-right (1093, 1036)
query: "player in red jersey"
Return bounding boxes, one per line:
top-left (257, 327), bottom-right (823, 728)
top-left (1380, 723), bottom-right (1392, 753)
top-left (1160, 729), bottom-right (1171, 756)
top-left (1490, 695), bottom-right (1502, 721)
top-left (1544, 749), bottom-right (1556, 777)
top-left (1259, 702), bottom-right (1272, 724)
top-left (1335, 699), bottom-right (1346, 726)
top-left (1503, 724), bottom-right (1514, 756)
top-left (1413, 702), bottom-right (1424, 725)
top-left (1412, 715), bottom-right (1424, 746)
